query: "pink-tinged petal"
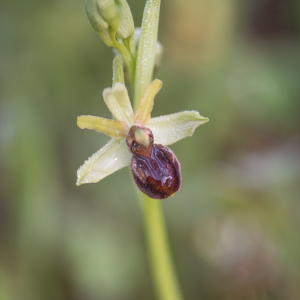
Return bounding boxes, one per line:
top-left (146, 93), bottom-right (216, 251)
top-left (148, 110), bottom-right (209, 146)
top-left (77, 115), bottom-right (128, 139)
top-left (77, 138), bottom-right (131, 185)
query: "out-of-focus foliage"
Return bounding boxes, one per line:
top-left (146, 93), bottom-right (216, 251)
top-left (1, 0), bottom-right (300, 299)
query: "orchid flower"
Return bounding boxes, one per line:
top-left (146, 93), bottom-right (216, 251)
top-left (77, 79), bottom-right (208, 198)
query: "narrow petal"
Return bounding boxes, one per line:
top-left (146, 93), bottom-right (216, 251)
top-left (103, 84), bottom-right (134, 126)
top-left (112, 83), bottom-right (134, 124)
top-left (77, 138), bottom-right (132, 185)
top-left (77, 115), bottom-right (128, 139)
top-left (148, 111), bottom-right (209, 146)
top-left (134, 79), bottom-right (162, 126)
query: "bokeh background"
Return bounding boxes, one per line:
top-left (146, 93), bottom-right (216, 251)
top-left (1, 0), bottom-right (300, 299)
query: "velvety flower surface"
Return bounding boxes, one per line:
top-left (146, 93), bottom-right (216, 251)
top-left (76, 79), bottom-right (208, 188)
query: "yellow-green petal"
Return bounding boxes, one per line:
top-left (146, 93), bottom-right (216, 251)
top-left (112, 83), bottom-right (134, 124)
top-left (148, 110), bottom-right (209, 146)
top-left (134, 79), bottom-right (162, 126)
top-left (76, 138), bottom-right (131, 185)
top-left (103, 84), bottom-right (134, 126)
top-left (77, 115), bottom-right (128, 139)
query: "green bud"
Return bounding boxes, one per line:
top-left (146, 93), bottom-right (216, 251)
top-left (85, 0), bottom-right (134, 39)
top-left (85, 0), bottom-right (109, 33)
top-left (98, 0), bottom-right (119, 32)
top-left (114, 0), bottom-right (134, 39)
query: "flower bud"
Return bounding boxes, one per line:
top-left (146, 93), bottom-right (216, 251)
top-left (85, 0), bottom-right (111, 33)
top-left (115, 0), bottom-right (134, 39)
top-left (85, 0), bottom-right (134, 39)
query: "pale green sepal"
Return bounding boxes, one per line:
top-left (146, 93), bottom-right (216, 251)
top-left (103, 85), bottom-right (134, 126)
top-left (76, 138), bottom-right (131, 185)
top-left (133, 0), bottom-right (161, 109)
top-left (134, 79), bottom-right (162, 126)
top-left (77, 115), bottom-right (128, 139)
top-left (85, 0), bottom-right (109, 33)
top-left (134, 27), bottom-right (163, 72)
top-left (115, 0), bottom-right (134, 39)
top-left (148, 110), bottom-right (209, 146)
top-left (97, 0), bottom-right (119, 32)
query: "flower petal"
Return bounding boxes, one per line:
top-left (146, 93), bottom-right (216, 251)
top-left (77, 115), bottom-right (128, 139)
top-left (134, 79), bottom-right (162, 126)
top-left (103, 84), bottom-right (134, 126)
top-left (112, 83), bottom-right (134, 124)
top-left (77, 138), bottom-right (131, 185)
top-left (148, 110), bottom-right (209, 146)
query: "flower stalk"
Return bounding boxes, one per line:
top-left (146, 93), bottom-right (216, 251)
top-left (133, 1), bottom-right (183, 299)
top-left (142, 193), bottom-right (183, 300)
top-left (113, 55), bottom-right (125, 86)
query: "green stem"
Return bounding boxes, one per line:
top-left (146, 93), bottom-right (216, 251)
top-left (142, 193), bottom-right (183, 300)
top-left (112, 55), bottom-right (125, 85)
top-left (103, 29), bottom-right (135, 85)
top-left (112, 39), bottom-right (135, 85)
top-left (133, 1), bottom-right (184, 299)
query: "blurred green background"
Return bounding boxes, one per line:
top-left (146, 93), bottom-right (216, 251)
top-left (1, 0), bottom-right (300, 299)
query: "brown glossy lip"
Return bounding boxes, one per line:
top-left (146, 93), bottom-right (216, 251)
top-left (130, 144), bottom-right (181, 199)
